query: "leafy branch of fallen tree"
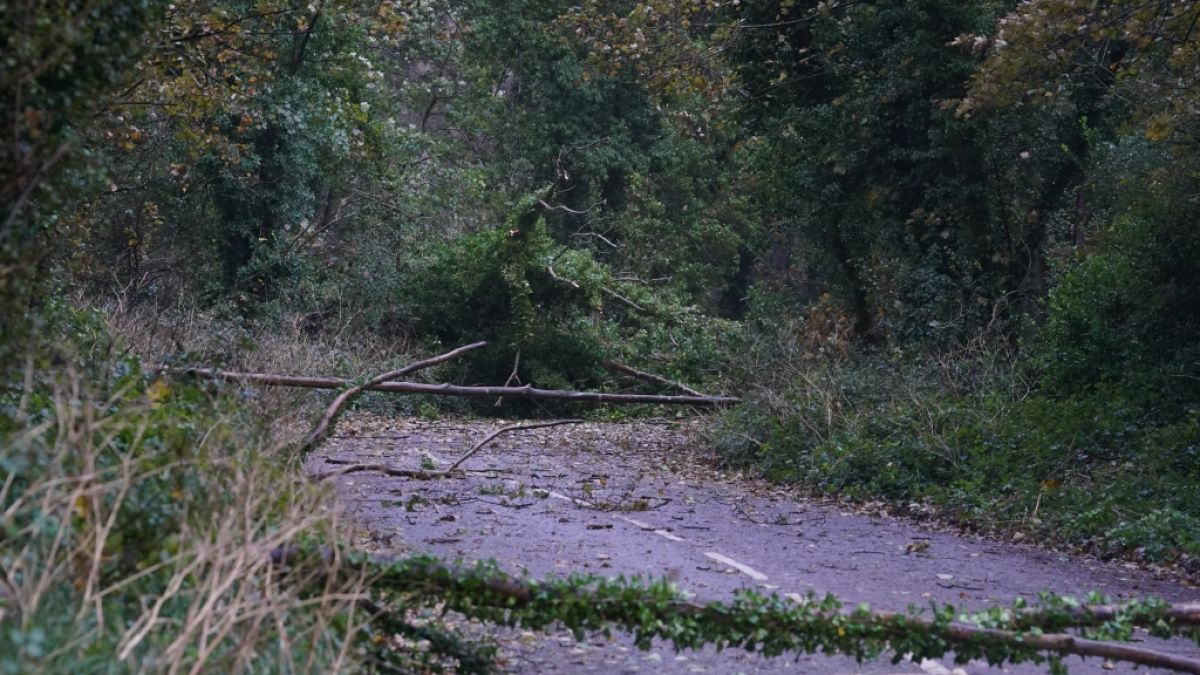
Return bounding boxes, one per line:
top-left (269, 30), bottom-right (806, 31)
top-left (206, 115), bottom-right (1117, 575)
top-left (272, 548), bottom-right (1200, 674)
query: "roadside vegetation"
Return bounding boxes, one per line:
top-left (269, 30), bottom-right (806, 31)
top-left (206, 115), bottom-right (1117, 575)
top-left (3, 0), bottom-right (1199, 671)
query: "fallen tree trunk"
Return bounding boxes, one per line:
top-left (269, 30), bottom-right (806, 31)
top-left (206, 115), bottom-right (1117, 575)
top-left (182, 368), bottom-right (740, 406)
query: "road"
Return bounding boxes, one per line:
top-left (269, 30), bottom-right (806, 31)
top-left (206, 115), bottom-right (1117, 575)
top-left (311, 415), bottom-right (1200, 674)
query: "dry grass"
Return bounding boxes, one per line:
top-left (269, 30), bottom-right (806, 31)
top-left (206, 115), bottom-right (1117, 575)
top-left (102, 302), bottom-right (422, 445)
top-left (104, 301), bottom-right (415, 377)
top-left (0, 325), bottom-right (380, 672)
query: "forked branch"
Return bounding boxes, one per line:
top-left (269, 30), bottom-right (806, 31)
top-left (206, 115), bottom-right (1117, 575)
top-left (301, 341), bottom-right (488, 451)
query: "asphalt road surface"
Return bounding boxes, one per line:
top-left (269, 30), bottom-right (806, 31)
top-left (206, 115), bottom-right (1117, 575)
top-left (311, 416), bottom-right (1200, 674)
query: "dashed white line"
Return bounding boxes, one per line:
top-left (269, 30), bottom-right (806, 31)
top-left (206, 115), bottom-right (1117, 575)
top-left (616, 515), bottom-right (652, 529)
top-left (704, 552), bottom-right (769, 581)
top-left (615, 515), bottom-right (686, 542)
top-left (552, 492), bottom-right (768, 583)
top-left (913, 656), bottom-right (969, 675)
top-left (547, 490), bottom-right (590, 507)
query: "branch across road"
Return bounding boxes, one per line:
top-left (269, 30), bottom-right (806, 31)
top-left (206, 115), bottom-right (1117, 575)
top-left (184, 367), bottom-right (741, 406)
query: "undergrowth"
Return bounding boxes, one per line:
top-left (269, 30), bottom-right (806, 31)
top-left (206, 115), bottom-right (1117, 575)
top-left (711, 322), bottom-right (1200, 570)
top-left (0, 303), bottom-right (433, 673)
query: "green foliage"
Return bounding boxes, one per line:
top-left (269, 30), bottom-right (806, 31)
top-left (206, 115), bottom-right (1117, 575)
top-left (403, 196), bottom-right (609, 388)
top-left (1034, 202), bottom-right (1200, 401)
top-left (1, 0), bottom-right (160, 370)
top-left (455, 0), bottom-right (753, 317)
top-left (729, 0), bottom-right (1077, 343)
top-left (345, 552), bottom-right (1200, 673)
top-left (399, 194), bottom-right (742, 396)
top-left (1107, 509), bottom-right (1200, 562)
top-left (714, 341), bottom-right (1200, 562)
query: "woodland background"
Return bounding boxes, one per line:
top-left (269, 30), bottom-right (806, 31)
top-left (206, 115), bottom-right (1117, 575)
top-left (2, 0), bottom-right (1199, 671)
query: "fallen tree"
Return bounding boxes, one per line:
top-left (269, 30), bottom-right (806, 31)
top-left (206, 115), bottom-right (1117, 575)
top-left (182, 370), bottom-right (739, 406)
top-left (277, 549), bottom-right (1200, 674)
top-left (177, 342), bottom-right (734, 477)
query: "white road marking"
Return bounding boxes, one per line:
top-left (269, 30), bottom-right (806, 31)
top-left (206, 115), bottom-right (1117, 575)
top-left (547, 490), bottom-right (593, 508)
top-left (617, 515), bottom-right (652, 529)
top-left (901, 654), bottom-right (969, 675)
top-left (704, 552), bottom-right (768, 581)
top-left (918, 658), bottom-right (968, 675)
top-left (615, 515), bottom-right (687, 542)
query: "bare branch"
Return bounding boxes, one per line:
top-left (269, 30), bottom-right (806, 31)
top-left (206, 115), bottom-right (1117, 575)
top-left (180, 367), bottom-right (741, 406)
top-left (600, 286), bottom-right (646, 313)
top-left (446, 419), bottom-right (582, 471)
top-left (572, 231), bottom-right (624, 249)
top-left (538, 198), bottom-right (604, 215)
top-left (604, 361), bottom-right (704, 397)
top-left (546, 266), bottom-right (580, 288)
top-left (301, 341), bottom-right (488, 451)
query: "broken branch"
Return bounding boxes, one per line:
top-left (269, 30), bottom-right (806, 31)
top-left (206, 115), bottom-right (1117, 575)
top-left (446, 419), bottom-right (582, 472)
top-left (313, 463), bottom-right (454, 481)
top-left (603, 361), bottom-right (704, 397)
top-left (301, 341), bottom-right (488, 451)
top-left (546, 265), bottom-right (580, 288)
top-left (600, 286), bottom-right (646, 313)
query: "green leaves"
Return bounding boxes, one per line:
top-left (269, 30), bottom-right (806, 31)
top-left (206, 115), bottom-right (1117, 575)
top-left (350, 552), bottom-right (1200, 673)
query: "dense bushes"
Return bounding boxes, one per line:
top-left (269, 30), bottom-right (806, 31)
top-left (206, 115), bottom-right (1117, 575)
top-left (714, 337), bottom-right (1200, 564)
top-left (1034, 211), bottom-right (1200, 403)
top-left (400, 196), bottom-right (742, 395)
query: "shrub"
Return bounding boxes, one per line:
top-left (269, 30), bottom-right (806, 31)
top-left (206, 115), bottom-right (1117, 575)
top-left (711, 330), bottom-right (1200, 561)
top-left (1033, 206), bottom-right (1200, 404)
top-left (0, 309), bottom-right (367, 672)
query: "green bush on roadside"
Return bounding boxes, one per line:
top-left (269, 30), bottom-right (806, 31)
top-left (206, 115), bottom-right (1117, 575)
top-left (713, 340), bottom-right (1200, 563)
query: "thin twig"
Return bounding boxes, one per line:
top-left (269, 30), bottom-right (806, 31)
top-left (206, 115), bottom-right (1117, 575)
top-left (446, 419), bottom-right (582, 472)
top-left (603, 361), bottom-right (704, 397)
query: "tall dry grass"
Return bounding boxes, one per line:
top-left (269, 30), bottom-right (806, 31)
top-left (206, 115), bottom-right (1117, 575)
top-left (0, 309), bottom-right (391, 673)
